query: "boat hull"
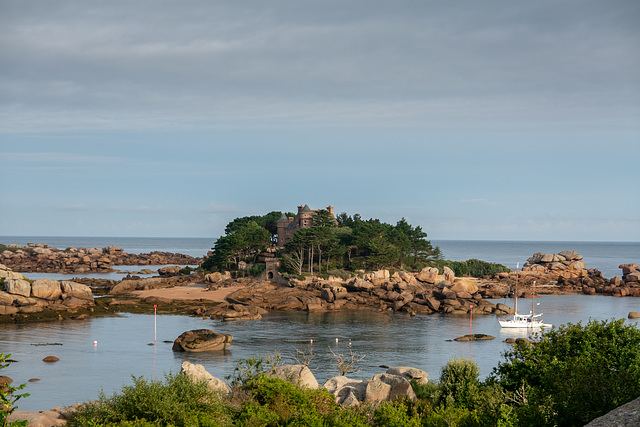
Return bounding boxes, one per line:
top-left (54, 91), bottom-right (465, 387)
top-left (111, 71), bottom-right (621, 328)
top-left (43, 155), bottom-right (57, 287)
top-left (499, 319), bottom-right (552, 328)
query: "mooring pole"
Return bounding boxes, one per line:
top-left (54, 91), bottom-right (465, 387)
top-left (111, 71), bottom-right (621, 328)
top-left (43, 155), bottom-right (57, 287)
top-left (154, 304), bottom-right (157, 344)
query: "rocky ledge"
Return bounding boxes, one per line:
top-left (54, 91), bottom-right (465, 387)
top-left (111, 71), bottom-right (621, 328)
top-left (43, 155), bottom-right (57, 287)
top-left (0, 264), bottom-right (95, 315)
top-left (0, 243), bottom-right (202, 273)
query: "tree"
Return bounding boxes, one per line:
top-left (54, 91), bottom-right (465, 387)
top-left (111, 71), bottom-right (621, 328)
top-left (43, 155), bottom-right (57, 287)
top-left (202, 221), bottom-right (270, 272)
top-left (492, 319), bottom-right (640, 426)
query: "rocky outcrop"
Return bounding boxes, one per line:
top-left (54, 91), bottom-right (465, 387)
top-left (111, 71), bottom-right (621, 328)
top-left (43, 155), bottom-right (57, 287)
top-left (109, 275), bottom-right (200, 294)
top-left (323, 367), bottom-right (422, 406)
top-left (206, 302), bottom-right (265, 321)
top-left (222, 270), bottom-right (519, 317)
top-left (172, 329), bottom-right (233, 352)
top-left (1, 264), bottom-right (94, 315)
top-left (180, 361), bottom-right (229, 393)
top-left (620, 264), bottom-right (640, 285)
top-left (0, 243), bottom-right (202, 273)
top-left (523, 251), bottom-right (587, 278)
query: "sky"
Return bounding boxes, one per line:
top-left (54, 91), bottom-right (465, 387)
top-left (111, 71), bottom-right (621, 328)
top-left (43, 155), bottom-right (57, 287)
top-left (1, 0), bottom-right (639, 241)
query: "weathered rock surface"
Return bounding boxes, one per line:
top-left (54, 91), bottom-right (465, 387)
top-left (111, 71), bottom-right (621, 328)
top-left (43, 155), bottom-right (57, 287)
top-left (172, 329), bottom-right (233, 352)
top-left (206, 302), bottom-right (264, 321)
top-left (584, 395), bottom-right (640, 426)
top-left (180, 361), bottom-right (229, 393)
top-left (323, 368), bottom-right (419, 406)
top-left (269, 364), bottom-right (319, 389)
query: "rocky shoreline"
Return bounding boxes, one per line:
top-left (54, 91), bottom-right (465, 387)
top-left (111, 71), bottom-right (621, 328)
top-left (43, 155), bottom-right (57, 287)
top-left (1, 248), bottom-right (639, 323)
top-left (0, 243), bottom-right (202, 274)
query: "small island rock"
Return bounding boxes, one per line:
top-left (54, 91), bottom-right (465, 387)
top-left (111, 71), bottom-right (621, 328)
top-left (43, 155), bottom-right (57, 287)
top-left (172, 329), bottom-right (233, 352)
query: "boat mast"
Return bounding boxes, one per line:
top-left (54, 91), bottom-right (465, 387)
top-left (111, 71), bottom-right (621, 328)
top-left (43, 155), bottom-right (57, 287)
top-left (514, 262), bottom-right (518, 314)
top-left (531, 280), bottom-right (535, 316)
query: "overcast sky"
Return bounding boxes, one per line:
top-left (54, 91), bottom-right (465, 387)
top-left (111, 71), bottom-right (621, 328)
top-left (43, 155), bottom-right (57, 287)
top-left (1, 0), bottom-right (638, 241)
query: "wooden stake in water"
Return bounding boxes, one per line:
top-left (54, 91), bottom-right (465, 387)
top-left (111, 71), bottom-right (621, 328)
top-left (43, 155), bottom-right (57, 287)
top-left (469, 305), bottom-right (473, 335)
top-left (154, 304), bottom-right (157, 344)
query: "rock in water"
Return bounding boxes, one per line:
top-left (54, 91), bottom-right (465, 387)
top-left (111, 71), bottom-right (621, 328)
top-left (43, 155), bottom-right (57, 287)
top-left (172, 329), bottom-right (233, 352)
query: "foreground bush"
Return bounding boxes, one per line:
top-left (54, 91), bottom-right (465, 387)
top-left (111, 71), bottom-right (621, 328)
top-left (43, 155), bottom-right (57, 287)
top-left (67, 373), bottom-right (232, 427)
top-left (492, 318), bottom-right (640, 426)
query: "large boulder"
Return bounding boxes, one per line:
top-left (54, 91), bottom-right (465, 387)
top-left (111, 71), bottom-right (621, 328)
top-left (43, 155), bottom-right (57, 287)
top-left (60, 281), bottom-right (93, 300)
top-left (172, 329), bottom-right (233, 352)
top-left (269, 364), bottom-right (319, 389)
top-left (323, 376), bottom-right (366, 406)
top-left (416, 267), bottom-right (439, 283)
top-left (179, 361), bottom-right (229, 393)
top-left (386, 366), bottom-right (429, 385)
top-left (443, 266), bottom-right (455, 283)
top-left (0, 291), bottom-right (15, 305)
top-left (3, 278), bottom-right (31, 297)
top-left (348, 278), bottom-right (374, 292)
top-left (450, 278), bottom-right (478, 294)
top-left (323, 371), bottom-right (417, 406)
top-left (31, 279), bottom-right (62, 301)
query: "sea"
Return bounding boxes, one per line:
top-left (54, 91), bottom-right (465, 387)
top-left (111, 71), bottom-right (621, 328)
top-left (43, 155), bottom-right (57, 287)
top-left (0, 236), bottom-right (639, 412)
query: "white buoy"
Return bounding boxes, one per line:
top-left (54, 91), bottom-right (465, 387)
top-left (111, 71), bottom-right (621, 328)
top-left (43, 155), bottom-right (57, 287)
top-left (93, 341), bottom-right (97, 346)
top-left (335, 338), bottom-right (339, 343)
top-left (310, 339), bottom-right (313, 344)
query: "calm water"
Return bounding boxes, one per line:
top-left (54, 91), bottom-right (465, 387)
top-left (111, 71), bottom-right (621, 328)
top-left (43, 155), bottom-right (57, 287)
top-left (2, 296), bottom-right (639, 412)
top-left (1, 237), bottom-right (639, 412)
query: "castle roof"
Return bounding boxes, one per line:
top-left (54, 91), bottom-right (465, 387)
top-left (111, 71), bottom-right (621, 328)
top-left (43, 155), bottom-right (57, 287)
top-left (301, 204), bottom-right (312, 212)
top-left (277, 213), bottom-right (289, 222)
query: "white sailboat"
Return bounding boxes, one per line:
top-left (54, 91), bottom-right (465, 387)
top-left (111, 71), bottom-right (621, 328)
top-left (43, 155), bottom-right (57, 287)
top-left (498, 263), bottom-right (552, 329)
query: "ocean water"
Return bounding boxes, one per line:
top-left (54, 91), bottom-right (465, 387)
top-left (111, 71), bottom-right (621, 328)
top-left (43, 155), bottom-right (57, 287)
top-left (2, 296), bottom-right (639, 412)
top-left (1, 236), bottom-right (638, 279)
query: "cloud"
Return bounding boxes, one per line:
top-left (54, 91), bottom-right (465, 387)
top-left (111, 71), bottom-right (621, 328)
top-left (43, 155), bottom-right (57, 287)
top-left (1, 1), bottom-right (638, 132)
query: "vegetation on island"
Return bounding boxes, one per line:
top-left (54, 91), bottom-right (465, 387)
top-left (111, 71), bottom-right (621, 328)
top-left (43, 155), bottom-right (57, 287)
top-left (63, 319), bottom-right (640, 427)
top-left (200, 210), bottom-right (509, 277)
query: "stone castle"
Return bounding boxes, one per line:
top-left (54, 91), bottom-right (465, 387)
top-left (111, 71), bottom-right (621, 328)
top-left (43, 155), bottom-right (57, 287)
top-left (276, 204), bottom-right (336, 246)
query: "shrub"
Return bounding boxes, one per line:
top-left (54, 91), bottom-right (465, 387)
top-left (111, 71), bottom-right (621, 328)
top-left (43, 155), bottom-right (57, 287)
top-left (67, 372), bottom-right (232, 427)
top-left (438, 357), bottom-right (481, 409)
top-left (442, 259), bottom-right (509, 277)
top-left (226, 354), bottom-right (281, 388)
top-left (241, 374), bottom-right (338, 426)
top-left (492, 318), bottom-right (640, 426)
top-left (373, 401), bottom-right (421, 427)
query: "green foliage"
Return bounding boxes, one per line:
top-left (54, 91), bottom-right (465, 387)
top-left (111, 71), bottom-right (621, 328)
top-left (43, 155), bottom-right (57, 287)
top-left (438, 357), bottom-right (482, 409)
top-left (241, 374), bottom-right (338, 426)
top-left (67, 372), bottom-right (231, 427)
top-left (201, 219), bottom-right (271, 272)
top-left (1, 354), bottom-right (30, 427)
top-left (492, 318), bottom-right (640, 426)
top-left (373, 401), bottom-right (421, 427)
top-left (436, 259), bottom-right (510, 277)
top-left (179, 266), bottom-right (194, 275)
top-left (225, 354), bottom-right (281, 388)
